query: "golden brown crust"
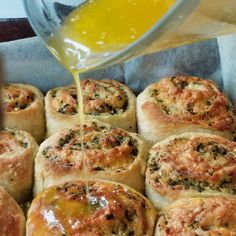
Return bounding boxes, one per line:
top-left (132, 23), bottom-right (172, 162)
top-left (155, 197), bottom-right (236, 235)
top-left (0, 128), bottom-right (38, 203)
top-left (34, 120), bottom-right (148, 195)
top-left (27, 180), bottom-right (156, 236)
top-left (3, 85), bottom-right (35, 112)
top-left (0, 186), bottom-right (25, 236)
top-left (137, 76), bottom-right (236, 144)
top-left (146, 132), bottom-right (236, 209)
top-left (45, 79), bottom-right (136, 137)
top-left (2, 83), bottom-right (46, 143)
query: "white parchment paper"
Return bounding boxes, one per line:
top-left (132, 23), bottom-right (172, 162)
top-left (218, 33), bottom-right (236, 105)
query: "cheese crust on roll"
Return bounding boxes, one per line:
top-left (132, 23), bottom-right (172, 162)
top-left (0, 186), bottom-right (25, 236)
top-left (45, 79), bottom-right (136, 137)
top-left (137, 76), bottom-right (236, 144)
top-left (155, 196), bottom-right (236, 235)
top-left (146, 132), bottom-right (236, 210)
top-left (2, 83), bottom-right (46, 143)
top-left (27, 180), bottom-right (156, 236)
top-left (34, 120), bottom-right (148, 195)
top-left (0, 128), bottom-right (38, 203)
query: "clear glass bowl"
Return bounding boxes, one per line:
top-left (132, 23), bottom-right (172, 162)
top-left (23, 0), bottom-right (236, 71)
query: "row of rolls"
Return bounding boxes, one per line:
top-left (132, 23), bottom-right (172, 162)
top-left (0, 75), bottom-right (236, 235)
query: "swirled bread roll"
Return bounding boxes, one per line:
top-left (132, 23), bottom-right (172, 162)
top-left (0, 128), bottom-right (38, 203)
top-left (34, 120), bottom-right (148, 195)
top-left (27, 180), bottom-right (156, 236)
top-left (45, 79), bottom-right (136, 136)
top-left (137, 76), bottom-right (236, 144)
top-left (2, 83), bottom-right (46, 143)
top-left (0, 186), bottom-right (25, 236)
top-left (155, 196), bottom-right (236, 235)
top-left (146, 133), bottom-right (236, 209)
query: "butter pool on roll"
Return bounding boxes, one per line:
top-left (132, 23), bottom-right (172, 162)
top-left (45, 79), bottom-right (136, 137)
top-left (137, 75), bottom-right (236, 145)
top-left (146, 132), bottom-right (236, 210)
top-left (27, 180), bottom-right (156, 236)
top-left (34, 119), bottom-right (148, 195)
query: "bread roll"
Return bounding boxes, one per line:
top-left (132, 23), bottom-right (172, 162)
top-left (146, 132), bottom-right (236, 209)
top-left (155, 196), bottom-right (236, 235)
top-left (27, 180), bottom-right (156, 236)
top-left (2, 83), bottom-right (45, 143)
top-left (137, 76), bottom-right (236, 144)
top-left (0, 186), bottom-right (25, 236)
top-left (34, 120), bottom-right (148, 195)
top-left (45, 79), bottom-right (136, 136)
top-left (0, 128), bottom-right (38, 203)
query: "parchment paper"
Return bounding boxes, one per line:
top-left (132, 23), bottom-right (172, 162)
top-left (218, 33), bottom-right (236, 106)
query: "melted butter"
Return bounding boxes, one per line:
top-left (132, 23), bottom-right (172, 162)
top-left (73, 72), bottom-right (89, 199)
top-left (42, 189), bottom-right (107, 234)
top-left (47, 0), bottom-right (176, 71)
top-left (46, 0), bottom-right (176, 203)
top-left (62, 0), bottom-right (175, 52)
top-left (55, 196), bottom-right (101, 218)
top-left (43, 209), bottom-right (66, 233)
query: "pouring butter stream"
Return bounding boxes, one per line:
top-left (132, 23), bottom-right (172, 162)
top-left (46, 0), bottom-right (176, 201)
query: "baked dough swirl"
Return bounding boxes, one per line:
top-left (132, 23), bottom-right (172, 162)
top-left (155, 197), bottom-right (236, 235)
top-left (34, 120), bottom-right (148, 195)
top-left (146, 132), bottom-right (236, 209)
top-left (45, 79), bottom-right (136, 136)
top-left (137, 76), bottom-right (236, 144)
top-left (2, 83), bottom-right (46, 143)
top-left (0, 128), bottom-right (38, 203)
top-left (0, 186), bottom-right (25, 236)
top-left (27, 180), bottom-right (156, 236)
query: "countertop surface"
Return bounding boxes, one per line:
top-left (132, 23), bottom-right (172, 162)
top-left (0, 0), bottom-right (34, 42)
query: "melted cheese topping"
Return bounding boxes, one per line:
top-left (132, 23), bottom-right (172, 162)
top-left (0, 129), bottom-right (28, 158)
top-left (147, 134), bottom-right (236, 198)
top-left (3, 85), bottom-right (35, 112)
top-left (151, 76), bottom-right (235, 131)
top-left (27, 181), bottom-right (154, 235)
top-left (50, 79), bottom-right (129, 116)
top-left (156, 197), bottom-right (236, 235)
top-left (41, 122), bottom-right (138, 171)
